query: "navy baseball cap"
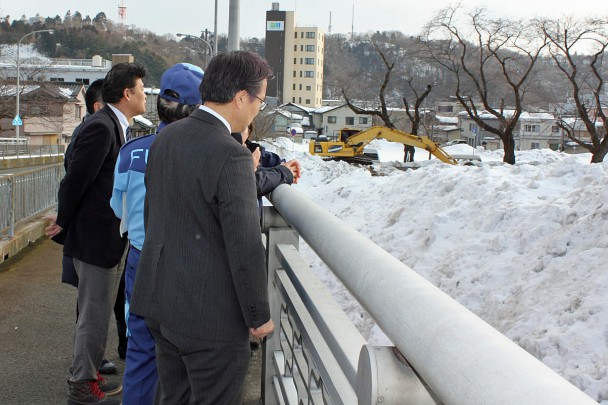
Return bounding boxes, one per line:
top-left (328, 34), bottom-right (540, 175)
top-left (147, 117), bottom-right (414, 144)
top-left (159, 63), bottom-right (204, 105)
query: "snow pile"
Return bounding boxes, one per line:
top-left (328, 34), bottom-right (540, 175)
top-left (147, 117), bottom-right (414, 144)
top-left (263, 137), bottom-right (608, 403)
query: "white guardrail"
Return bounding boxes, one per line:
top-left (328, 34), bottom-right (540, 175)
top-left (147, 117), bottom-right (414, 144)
top-left (261, 184), bottom-right (596, 405)
top-left (0, 163), bottom-right (63, 237)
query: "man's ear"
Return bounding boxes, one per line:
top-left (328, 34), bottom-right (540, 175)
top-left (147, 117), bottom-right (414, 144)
top-left (122, 87), bottom-right (130, 102)
top-left (235, 89), bottom-right (248, 110)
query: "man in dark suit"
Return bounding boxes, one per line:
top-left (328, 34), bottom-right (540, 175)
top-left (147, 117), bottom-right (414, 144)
top-left (130, 51), bottom-right (274, 404)
top-left (46, 62), bottom-right (147, 405)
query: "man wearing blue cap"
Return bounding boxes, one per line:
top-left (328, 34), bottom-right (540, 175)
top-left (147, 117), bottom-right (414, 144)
top-left (110, 63), bottom-right (204, 405)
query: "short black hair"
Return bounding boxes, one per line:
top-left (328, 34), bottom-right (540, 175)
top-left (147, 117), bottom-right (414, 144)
top-left (156, 97), bottom-right (199, 124)
top-left (84, 79), bottom-right (104, 115)
top-left (102, 62), bottom-right (147, 104)
top-left (200, 51), bottom-right (272, 104)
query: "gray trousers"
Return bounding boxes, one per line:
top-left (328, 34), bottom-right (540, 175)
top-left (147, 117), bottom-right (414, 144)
top-left (146, 319), bottom-right (250, 405)
top-left (70, 258), bottom-right (123, 381)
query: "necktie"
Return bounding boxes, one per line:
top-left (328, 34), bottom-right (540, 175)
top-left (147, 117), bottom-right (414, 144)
top-left (125, 127), bottom-right (132, 142)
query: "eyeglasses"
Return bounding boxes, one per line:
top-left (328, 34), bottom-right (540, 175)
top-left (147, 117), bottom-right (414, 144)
top-left (250, 93), bottom-right (267, 111)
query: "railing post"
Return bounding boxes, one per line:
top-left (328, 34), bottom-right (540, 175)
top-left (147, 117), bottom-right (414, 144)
top-left (262, 205), bottom-right (298, 405)
top-left (8, 175), bottom-right (15, 238)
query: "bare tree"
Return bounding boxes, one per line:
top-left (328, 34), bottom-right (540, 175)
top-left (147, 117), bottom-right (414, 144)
top-left (342, 43), bottom-right (397, 128)
top-left (538, 17), bottom-right (608, 163)
top-left (425, 5), bottom-right (547, 164)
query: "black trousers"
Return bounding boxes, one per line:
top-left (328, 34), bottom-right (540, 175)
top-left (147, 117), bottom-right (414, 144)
top-left (146, 319), bottom-right (250, 405)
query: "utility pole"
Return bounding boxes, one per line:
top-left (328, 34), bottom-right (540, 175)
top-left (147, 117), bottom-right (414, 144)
top-left (228, 0), bottom-right (240, 51)
top-left (15, 29), bottom-right (54, 139)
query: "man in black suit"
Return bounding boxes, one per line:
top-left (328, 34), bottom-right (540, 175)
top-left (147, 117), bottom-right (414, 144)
top-left (46, 62), bottom-right (147, 405)
top-left (130, 51), bottom-right (274, 404)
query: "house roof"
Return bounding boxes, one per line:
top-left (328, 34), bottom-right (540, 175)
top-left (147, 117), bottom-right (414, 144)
top-left (0, 81), bottom-right (84, 101)
top-left (281, 102), bottom-right (315, 114)
top-left (274, 108), bottom-right (303, 120)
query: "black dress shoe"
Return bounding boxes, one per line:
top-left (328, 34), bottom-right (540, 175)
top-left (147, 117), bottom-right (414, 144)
top-left (99, 359), bottom-right (118, 374)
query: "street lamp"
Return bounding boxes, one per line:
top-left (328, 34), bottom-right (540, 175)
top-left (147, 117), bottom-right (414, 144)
top-left (176, 33), bottom-right (213, 56)
top-left (15, 29), bottom-right (54, 139)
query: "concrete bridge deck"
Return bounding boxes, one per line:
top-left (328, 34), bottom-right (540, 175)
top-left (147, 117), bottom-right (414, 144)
top-left (0, 230), bottom-right (262, 404)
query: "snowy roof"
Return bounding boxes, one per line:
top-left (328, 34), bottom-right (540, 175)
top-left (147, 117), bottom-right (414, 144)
top-left (459, 110), bottom-right (556, 121)
top-left (436, 115), bottom-right (459, 124)
top-left (133, 115), bottom-right (154, 127)
top-left (274, 108), bottom-right (303, 120)
top-left (281, 102), bottom-right (315, 113)
top-left (312, 104), bottom-right (345, 114)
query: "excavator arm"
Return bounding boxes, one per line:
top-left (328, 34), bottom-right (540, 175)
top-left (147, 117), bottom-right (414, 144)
top-left (310, 126), bottom-right (457, 165)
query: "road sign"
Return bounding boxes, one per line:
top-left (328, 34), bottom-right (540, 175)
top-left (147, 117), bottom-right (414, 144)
top-left (12, 115), bottom-right (23, 126)
top-left (290, 128), bottom-right (297, 136)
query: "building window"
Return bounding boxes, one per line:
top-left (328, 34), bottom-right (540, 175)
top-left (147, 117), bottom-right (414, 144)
top-left (293, 71), bottom-right (296, 77)
top-left (50, 77), bottom-right (65, 82)
top-left (305, 45), bottom-right (315, 52)
top-left (300, 32), bottom-right (304, 38)
top-left (328, 116), bottom-right (337, 123)
top-left (294, 32), bottom-right (298, 38)
top-left (293, 58), bottom-right (297, 64)
top-left (294, 45), bottom-right (297, 51)
top-left (299, 84), bottom-right (302, 90)
top-left (552, 125), bottom-right (560, 133)
top-left (29, 105), bottom-right (50, 116)
top-left (305, 58), bottom-right (314, 65)
top-left (306, 86), bottom-right (311, 91)
top-left (76, 106), bottom-right (82, 119)
top-left (346, 117), bottom-right (355, 125)
top-left (437, 105), bottom-right (453, 113)
top-left (306, 99), bottom-right (310, 104)
top-left (300, 71), bottom-right (303, 77)
top-left (292, 97), bottom-right (296, 103)
top-left (300, 58), bottom-right (303, 64)
top-left (306, 31), bottom-right (315, 39)
top-left (299, 97), bottom-right (302, 103)
top-left (304, 71), bottom-right (314, 78)
top-left (359, 117), bottom-right (368, 124)
top-left (469, 123), bottom-right (476, 131)
top-left (293, 84), bottom-right (296, 90)
top-left (531, 142), bottom-right (540, 149)
top-left (300, 45), bottom-right (304, 51)
top-left (75, 78), bottom-right (90, 84)
top-left (524, 124), bottom-right (540, 133)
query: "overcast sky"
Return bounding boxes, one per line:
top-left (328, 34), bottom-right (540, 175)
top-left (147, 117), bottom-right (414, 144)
top-left (0, 0), bottom-right (604, 40)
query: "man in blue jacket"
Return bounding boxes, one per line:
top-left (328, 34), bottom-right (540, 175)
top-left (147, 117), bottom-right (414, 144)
top-left (110, 63), bottom-right (204, 405)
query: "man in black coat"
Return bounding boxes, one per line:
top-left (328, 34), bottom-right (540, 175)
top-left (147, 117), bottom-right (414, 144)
top-left (131, 51), bottom-right (274, 404)
top-left (46, 62), bottom-right (147, 405)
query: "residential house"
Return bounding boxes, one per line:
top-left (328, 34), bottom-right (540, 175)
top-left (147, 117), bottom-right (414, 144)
top-left (311, 104), bottom-right (373, 140)
top-left (0, 81), bottom-right (85, 146)
top-left (458, 110), bottom-right (563, 151)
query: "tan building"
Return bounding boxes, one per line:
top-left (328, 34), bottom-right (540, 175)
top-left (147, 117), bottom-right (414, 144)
top-left (265, 2), bottom-right (324, 108)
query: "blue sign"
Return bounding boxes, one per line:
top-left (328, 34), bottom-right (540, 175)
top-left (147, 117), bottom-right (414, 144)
top-left (290, 128), bottom-right (297, 136)
top-left (12, 115), bottom-right (23, 126)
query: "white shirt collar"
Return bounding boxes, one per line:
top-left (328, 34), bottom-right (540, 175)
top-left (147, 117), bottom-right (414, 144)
top-left (198, 105), bottom-right (231, 134)
top-left (107, 104), bottom-right (130, 137)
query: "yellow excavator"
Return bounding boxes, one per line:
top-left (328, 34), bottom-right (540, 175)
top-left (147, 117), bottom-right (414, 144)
top-left (309, 126), bottom-right (458, 165)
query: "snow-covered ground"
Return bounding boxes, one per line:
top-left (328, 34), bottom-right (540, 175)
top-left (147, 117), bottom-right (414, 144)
top-left (261, 137), bottom-right (608, 403)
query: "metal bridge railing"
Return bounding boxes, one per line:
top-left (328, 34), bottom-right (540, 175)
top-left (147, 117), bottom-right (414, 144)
top-left (0, 144), bottom-right (65, 159)
top-left (262, 184), bottom-right (596, 405)
top-left (0, 163), bottom-right (63, 237)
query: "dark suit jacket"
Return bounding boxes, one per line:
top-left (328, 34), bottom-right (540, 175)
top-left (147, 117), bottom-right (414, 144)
top-left (56, 105), bottom-right (127, 268)
top-left (130, 109), bottom-right (270, 342)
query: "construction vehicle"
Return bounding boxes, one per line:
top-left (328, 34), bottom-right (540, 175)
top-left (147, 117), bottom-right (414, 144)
top-left (309, 126), bottom-right (458, 165)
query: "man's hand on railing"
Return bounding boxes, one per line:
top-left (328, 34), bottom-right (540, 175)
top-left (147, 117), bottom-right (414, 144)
top-left (250, 319), bottom-right (274, 339)
top-left (44, 213), bottom-right (63, 237)
top-left (282, 159), bottom-right (302, 184)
